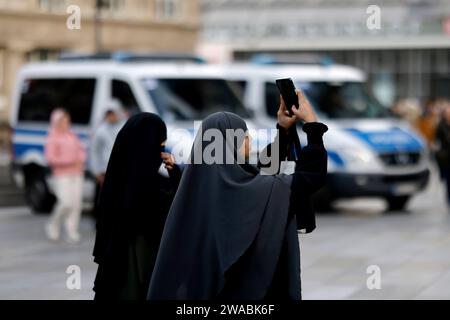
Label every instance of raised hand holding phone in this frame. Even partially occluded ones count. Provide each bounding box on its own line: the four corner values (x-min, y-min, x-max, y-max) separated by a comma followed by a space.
277, 94, 297, 130
291, 89, 317, 123
277, 87, 317, 131
276, 78, 299, 117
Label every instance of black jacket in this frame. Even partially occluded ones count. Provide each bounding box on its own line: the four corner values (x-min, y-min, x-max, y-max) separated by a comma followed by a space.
436, 120, 450, 168
259, 122, 328, 233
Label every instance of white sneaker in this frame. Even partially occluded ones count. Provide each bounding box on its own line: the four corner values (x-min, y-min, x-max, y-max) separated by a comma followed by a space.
45, 223, 60, 241
66, 233, 81, 244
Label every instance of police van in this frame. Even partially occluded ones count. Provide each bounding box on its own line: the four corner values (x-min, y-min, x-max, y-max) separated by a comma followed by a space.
222, 61, 430, 211
9, 54, 250, 213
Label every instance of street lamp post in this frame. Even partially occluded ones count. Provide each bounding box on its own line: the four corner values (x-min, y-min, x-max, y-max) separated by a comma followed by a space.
94, 0, 108, 53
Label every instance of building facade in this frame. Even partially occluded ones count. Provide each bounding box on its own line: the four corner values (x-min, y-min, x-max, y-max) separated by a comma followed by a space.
201, 0, 450, 108
0, 0, 199, 129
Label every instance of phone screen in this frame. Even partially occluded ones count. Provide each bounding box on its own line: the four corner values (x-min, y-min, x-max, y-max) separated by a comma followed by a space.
276, 78, 299, 116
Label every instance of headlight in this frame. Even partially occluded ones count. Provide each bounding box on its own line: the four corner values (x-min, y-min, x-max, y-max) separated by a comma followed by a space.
340, 148, 375, 164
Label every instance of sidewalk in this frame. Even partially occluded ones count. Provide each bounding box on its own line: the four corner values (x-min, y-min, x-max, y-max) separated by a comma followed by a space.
0, 148, 26, 208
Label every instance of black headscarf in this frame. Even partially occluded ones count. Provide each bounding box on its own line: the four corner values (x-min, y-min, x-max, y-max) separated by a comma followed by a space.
147, 112, 298, 300
93, 113, 167, 263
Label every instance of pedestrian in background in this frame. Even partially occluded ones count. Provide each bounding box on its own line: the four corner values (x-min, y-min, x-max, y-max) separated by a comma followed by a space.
90, 100, 125, 221
44, 109, 86, 244
416, 98, 440, 150
391, 98, 422, 126
436, 101, 450, 210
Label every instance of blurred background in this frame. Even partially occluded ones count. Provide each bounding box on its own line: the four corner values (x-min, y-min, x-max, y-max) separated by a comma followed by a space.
0, 0, 450, 300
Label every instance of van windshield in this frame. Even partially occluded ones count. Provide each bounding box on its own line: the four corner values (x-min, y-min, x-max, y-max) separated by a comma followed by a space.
142, 78, 250, 121
266, 81, 390, 119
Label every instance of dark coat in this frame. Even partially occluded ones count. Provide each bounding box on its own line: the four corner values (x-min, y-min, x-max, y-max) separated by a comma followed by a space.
436, 119, 450, 169
147, 112, 328, 300
92, 113, 181, 300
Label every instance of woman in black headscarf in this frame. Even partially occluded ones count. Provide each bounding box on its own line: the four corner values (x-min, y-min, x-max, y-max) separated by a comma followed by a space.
147, 89, 328, 300
92, 113, 182, 300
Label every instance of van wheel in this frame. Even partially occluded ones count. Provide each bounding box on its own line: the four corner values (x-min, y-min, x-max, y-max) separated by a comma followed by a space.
24, 172, 56, 214
385, 195, 410, 212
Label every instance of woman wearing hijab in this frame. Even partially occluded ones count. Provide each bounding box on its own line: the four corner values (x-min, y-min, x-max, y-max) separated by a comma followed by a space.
148, 89, 328, 300
44, 109, 86, 244
92, 113, 182, 300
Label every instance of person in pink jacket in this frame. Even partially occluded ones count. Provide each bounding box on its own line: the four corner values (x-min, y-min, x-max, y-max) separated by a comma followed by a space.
44, 109, 86, 244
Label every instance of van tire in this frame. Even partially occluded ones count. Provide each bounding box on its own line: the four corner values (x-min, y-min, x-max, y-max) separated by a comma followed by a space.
24, 170, 56, 214
385, 195, 410, 212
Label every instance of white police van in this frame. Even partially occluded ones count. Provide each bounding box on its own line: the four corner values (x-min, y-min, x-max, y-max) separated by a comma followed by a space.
222, 61, 430, 211
9, 54, 250, 213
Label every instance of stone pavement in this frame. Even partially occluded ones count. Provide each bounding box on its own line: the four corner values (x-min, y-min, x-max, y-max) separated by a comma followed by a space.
0, 169, 449, 300
301, 170, 450, 300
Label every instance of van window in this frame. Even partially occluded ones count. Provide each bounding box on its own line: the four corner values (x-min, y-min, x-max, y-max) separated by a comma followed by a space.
265, 81, 390, 119
112, 79, 141, 116
265, 82, 280, 118
142, 78, 249, 121
228, 80, 247, 101
18, 78, 96, 124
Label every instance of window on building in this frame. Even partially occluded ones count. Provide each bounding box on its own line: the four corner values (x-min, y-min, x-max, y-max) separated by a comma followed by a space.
155, 0, 180, 20
0, 48, 5, 112
38, 0, 66, 13
18, 78, 97, 124
27, 49, 60, 62
98, 0, 125, 15
112, 80, 141, 116
0, 49, 4, 90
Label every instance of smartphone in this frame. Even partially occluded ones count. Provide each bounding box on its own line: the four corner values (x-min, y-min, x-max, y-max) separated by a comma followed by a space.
276, 78, 299, 117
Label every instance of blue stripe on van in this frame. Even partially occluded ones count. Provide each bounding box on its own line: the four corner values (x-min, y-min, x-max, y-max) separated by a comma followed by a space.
14, 128, 48, 136
13, 128, 89, 139
345, 128, 424, 153
327, 151, 345, 167
14, 144, 45, 158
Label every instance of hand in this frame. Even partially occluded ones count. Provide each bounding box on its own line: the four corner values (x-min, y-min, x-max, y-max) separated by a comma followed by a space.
277, 94, 297, 130
161, 152, 175, 171
291, 89, 317, 123
96, 174, 105, 186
